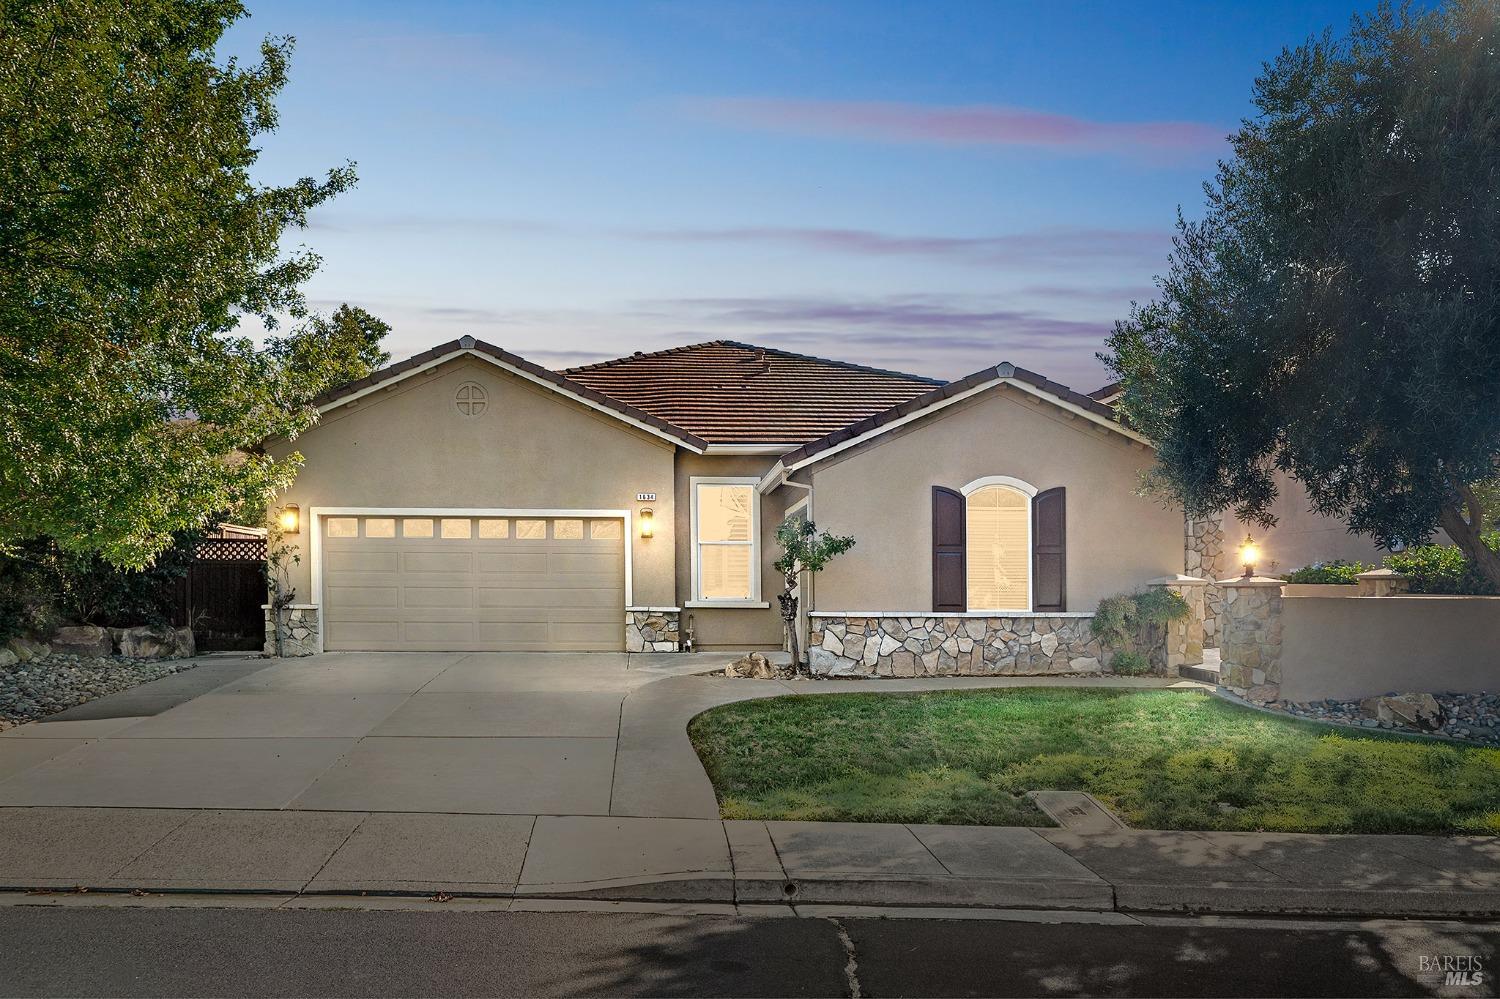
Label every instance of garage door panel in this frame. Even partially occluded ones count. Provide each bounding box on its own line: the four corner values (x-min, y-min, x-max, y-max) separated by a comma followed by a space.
403, 622, 476, 644
403, 586, 475, 608
323, 515, 626, 651
475, 587, 620, 609
325, 585, 399, 609
474, 552, 550, 575
325, 550, 400, 574
402, 551, 474, 573
325, 621, 401, 645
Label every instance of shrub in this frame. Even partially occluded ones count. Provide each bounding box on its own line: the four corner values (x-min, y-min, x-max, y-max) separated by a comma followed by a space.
0, 528, 208, 641
1384, 533, 1499, 595
1091, 589, 1190, 674
1283, 560, 1369, 585
1110, 650, 1151, 675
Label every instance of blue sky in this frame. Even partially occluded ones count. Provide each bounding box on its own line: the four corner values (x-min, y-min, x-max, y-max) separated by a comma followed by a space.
226, 0, 1364, 388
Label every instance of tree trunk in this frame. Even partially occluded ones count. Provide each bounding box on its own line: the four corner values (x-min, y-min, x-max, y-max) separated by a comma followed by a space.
778, 590, 800, 678
1438, 491, 1500, 592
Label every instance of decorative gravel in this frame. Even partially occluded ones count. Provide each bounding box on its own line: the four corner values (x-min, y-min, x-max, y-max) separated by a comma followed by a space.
1272, 691, 1500, 746
0, 653, 203, 730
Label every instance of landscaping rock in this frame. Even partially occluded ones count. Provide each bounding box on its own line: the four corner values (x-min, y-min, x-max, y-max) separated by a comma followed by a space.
7, 637, 50, 662
1360, 693, 1445, 732
1271, 690, 1497, 745
725, 652, 788, 680
117, 625, 195, 660
49, 625, 113, 658
1, 651, 202, 727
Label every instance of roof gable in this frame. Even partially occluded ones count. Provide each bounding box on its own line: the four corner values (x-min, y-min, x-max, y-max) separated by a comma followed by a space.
763, 362, 1149, 487
311, 337, 708, 452
563, 341, 940, 445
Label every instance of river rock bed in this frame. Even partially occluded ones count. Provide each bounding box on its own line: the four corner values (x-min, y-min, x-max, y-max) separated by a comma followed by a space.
1272, 690, 1500, 746
0, 653, 203, 730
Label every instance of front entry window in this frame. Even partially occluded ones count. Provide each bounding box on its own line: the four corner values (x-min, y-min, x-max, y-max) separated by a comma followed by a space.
692, 479, 759, 602
965, 484, 1030, 611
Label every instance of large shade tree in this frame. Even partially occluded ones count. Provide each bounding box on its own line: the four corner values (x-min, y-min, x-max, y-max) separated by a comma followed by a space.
1104, 0, 1500, 589
0, 0, 356, 568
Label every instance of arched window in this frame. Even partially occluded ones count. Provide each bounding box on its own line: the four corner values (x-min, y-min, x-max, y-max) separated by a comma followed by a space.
962, 478, 1034, 612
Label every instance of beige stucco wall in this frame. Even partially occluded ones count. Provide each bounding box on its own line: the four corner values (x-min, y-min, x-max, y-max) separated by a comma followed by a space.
265, 356, 676, 611
1225, 472, 1388, 574
672, 453, 787, 650
1280, 593, 1500, 701
804, 385, 1184, 613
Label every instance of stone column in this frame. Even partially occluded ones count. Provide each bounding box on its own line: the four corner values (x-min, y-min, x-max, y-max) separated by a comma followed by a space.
1148, 575, 1208, 669
1185, 515, 1227, 646
1356, 568, 1411, 597
1217, 577, 1284, 702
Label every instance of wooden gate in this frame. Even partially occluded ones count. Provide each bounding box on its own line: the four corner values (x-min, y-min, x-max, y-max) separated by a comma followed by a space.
172, 538, 267, 651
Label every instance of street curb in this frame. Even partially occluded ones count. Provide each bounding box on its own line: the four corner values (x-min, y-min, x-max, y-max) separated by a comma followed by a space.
8, 876, 1498, 920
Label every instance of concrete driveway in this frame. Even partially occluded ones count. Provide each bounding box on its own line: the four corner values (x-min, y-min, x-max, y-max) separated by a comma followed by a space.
0, 652, 719, 816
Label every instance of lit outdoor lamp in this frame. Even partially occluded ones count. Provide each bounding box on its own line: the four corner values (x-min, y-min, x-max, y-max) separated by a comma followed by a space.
1239, 533, 1260, 578
638, 507, 654, 539
277, 504, 300, 535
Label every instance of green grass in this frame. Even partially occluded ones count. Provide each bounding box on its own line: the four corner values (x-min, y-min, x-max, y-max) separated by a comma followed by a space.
686, 688, 1500, 834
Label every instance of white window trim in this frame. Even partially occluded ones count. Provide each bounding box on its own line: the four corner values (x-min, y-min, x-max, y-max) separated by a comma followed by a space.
308, 506, 633, 654
689, 476, 762, 607
960, 474, 1038, 498
961, 479, 1034, 614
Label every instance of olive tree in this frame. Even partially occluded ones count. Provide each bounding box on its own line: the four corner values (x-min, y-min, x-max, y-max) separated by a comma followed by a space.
774, 518, 855, 675
1103, 0, 1500, 589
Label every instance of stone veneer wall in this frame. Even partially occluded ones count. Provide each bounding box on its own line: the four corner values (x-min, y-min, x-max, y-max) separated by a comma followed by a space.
1149, 575, 1207, 670
1217, 578, 1283, 702
262, 604, 319, 657
1185, 516, 1227, 646
807, 614, 1107, 677
626, 609, 680, 652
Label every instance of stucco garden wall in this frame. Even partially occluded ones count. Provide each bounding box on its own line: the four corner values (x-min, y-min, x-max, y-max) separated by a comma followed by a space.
804, 385, 1184, 614
1219, 577, 1500, 703
265, 356, 678, 616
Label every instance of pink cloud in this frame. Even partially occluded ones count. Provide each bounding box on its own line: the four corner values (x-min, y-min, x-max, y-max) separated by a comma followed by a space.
685, 97, 1225, 157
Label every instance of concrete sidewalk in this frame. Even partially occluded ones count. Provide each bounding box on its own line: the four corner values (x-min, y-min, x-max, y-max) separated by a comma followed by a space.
2, 807, 1496, 919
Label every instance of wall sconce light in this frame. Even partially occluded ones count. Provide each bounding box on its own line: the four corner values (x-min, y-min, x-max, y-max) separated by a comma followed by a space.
277, 504, 301, 535
1239, 533, 1259, 578
638, 507, 654, 539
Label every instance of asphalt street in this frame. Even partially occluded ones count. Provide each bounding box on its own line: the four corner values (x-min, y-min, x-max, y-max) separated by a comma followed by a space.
1, 904, 1496, 997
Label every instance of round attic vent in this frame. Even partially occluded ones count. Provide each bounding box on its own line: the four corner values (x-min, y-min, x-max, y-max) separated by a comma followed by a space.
455, 381, 488, 417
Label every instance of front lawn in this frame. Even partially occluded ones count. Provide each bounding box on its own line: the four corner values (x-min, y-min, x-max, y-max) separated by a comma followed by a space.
687, 688, 1500, 834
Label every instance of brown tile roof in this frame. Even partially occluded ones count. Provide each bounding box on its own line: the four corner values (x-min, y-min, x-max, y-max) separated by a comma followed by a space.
310, 337, 709, 450
775, 362, 1137, 469
563, 341, 942, 444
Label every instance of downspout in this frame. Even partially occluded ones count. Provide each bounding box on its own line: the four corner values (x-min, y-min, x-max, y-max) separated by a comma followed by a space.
780, 478, 815, 661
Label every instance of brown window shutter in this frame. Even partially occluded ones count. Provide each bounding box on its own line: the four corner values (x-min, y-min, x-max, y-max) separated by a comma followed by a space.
932, 486, 966, 613
1033, 487, 1066, 612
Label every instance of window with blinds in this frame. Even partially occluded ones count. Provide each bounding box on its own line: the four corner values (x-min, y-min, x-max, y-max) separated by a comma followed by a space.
965, 484, 1030, 611
693, 480, 758, 601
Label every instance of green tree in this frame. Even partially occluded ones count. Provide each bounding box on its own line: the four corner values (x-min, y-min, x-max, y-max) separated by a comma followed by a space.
774, 518, 855, 675
1103, 0, 1500, 590
267, 303, 392, 404
0, 0, 355, 568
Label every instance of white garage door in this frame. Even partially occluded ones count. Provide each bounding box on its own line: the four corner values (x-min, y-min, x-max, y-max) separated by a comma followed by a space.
321, 514, 625, 651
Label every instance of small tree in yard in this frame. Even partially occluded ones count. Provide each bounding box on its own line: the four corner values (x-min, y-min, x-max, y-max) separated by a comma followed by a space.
774, 519, 854, 675
1103, 1, 1500, 591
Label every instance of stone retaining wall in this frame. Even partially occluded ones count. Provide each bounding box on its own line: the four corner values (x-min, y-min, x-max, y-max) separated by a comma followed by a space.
626, 609, 680, 653
263, 604, 319, 657
807, 614, 1108, 677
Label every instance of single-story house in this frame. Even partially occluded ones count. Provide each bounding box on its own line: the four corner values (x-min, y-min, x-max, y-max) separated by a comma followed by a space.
262, 337, 1378, 671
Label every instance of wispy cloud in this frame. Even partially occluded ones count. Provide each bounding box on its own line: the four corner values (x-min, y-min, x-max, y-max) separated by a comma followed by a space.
683, 97, 1226, 159
629, 225, 1170, 268
307, 211, 1171, 270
